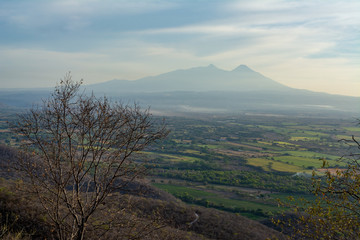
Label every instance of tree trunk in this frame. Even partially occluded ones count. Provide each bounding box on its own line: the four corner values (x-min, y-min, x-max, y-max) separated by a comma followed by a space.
75, 222, 86, 240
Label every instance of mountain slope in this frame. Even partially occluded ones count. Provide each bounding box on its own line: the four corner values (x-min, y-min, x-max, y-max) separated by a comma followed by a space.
83, 64, 359, 116
0, 64, 359, 116
87, 64, 291, 93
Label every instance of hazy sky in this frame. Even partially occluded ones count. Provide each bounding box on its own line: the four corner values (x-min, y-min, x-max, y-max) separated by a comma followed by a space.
0, 0, 359, 96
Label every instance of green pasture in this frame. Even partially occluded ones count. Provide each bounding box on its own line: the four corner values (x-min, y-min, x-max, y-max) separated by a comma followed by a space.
273, 155, 322, 168
272, 141, 302, 150
287, 126, 313, 130
256, 140, 303, 150
311, 124, 336, 129
153, 183, 284, 219
188, 124, 212, 128
272, 155, 343, 168
281, 122, 298, 126
344, 127, 360, 132
154, 153, 202, 162
273, 141, 299, 146
153, 183, 216, 198
247, 153, 342, 172
208, 196, 282, 213
183, 149, 203, 155
197, 144, 223, 149
288, 130, 328, 139
290, 136, 320, 141
246, 158, 304, 172
302, 130, 328, 137
286, 124, 330, 132
257, 125, 290, 134
244, 142, 283, 151
282, 151, 339, 160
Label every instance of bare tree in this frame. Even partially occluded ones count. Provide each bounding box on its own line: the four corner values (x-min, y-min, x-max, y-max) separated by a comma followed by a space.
11, 74, 168, 240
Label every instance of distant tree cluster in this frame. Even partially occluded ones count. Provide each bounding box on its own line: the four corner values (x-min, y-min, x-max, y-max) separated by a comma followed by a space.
155, 169, 310, 193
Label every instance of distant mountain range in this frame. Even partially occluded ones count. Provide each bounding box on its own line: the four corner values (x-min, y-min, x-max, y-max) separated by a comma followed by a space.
1, 64, 359, 117
87, 64, 291, 93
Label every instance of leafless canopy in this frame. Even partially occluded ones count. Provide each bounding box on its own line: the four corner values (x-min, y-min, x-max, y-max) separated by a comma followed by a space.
11, 74, 168, 240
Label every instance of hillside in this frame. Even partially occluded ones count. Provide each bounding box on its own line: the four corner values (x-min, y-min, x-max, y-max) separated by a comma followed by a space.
0, 144, 285, 240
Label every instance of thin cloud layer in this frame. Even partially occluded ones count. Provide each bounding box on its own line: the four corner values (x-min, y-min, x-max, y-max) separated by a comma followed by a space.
0, 0, 359, 96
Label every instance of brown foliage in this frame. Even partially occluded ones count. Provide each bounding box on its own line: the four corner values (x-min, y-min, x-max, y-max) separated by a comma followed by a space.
0, 179, 55, 239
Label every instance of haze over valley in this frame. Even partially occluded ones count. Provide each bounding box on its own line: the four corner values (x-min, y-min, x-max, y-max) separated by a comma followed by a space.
1, 64, 359, 117
1, 1, 360, 239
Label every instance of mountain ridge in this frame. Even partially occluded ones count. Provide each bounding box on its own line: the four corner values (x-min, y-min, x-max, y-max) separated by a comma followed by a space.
0, 64, 359, 117
87, 64, 291, 93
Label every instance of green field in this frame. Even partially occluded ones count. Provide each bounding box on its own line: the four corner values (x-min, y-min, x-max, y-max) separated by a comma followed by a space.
344, 127, 360, 132
152, 153, 202, 162
246, 158, 304, 172
273, 155, 324, 168
153, 183, 285, 219
153, 183, 216, 198
140, 115, 359, 220
3, 109, 358, 222
282, 151, 339, 160
290, 136, 321, 141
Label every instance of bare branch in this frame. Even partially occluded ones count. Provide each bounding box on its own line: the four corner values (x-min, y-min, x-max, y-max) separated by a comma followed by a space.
11, 74, 168, 240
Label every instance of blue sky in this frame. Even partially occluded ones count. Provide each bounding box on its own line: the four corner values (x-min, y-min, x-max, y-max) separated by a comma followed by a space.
0, 0, 359, 96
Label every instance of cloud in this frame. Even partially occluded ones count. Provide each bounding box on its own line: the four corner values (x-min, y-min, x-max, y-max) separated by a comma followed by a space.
0, 0, 359, 96
0, 44, 202, 88
0, 0, 178, 41
128, 0, 359, 68
133, 21, 334, 59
